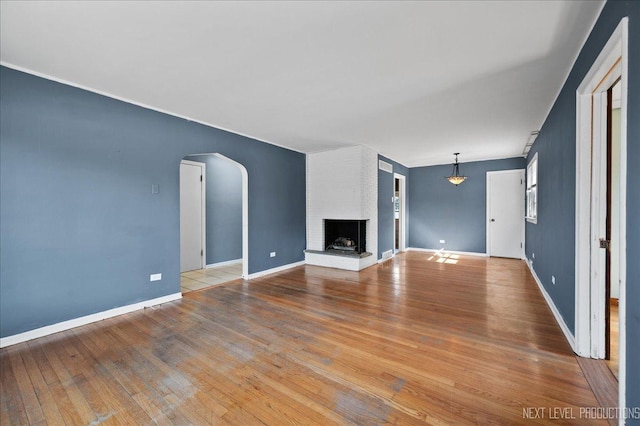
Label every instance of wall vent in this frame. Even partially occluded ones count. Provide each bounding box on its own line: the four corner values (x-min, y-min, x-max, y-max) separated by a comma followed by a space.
378, 160, 393, 173
382, 249, 393, 260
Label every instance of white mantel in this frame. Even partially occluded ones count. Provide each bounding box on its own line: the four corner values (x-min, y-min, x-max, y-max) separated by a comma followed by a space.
305, 145, 378, 271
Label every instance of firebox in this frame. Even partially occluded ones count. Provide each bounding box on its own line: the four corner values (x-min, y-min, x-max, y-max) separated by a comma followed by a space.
324, 219, 367, 254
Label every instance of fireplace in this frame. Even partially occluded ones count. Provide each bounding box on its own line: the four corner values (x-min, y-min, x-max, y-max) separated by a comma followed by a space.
324, 219, 367, 255
305, 146, 377, 270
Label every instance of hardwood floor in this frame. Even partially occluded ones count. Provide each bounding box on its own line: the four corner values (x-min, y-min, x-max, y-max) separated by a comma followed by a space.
1, 252, 608, 424
606, 300, 619, 379
575, 357, 618, 426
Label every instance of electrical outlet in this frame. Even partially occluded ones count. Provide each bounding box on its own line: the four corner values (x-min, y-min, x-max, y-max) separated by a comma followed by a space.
552, 275, 556, 285
270, 252, 276, 258
439, 240, 445, 244
532, 252, 535, 259
150, 273, 162, 282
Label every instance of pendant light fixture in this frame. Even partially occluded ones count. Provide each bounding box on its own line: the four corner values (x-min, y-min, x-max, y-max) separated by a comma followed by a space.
445, 153, 467, 186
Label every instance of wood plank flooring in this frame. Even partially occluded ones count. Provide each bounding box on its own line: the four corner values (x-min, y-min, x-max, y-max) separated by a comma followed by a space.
575, 357, 618, 426
1, 252, 608, 424
606, 300, 619, 380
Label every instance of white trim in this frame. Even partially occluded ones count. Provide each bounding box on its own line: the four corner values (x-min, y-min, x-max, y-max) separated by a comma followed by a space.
0, 293, 182, 348
246, 261, 305, 280
182, 154, 248, 278
206, 258, 243, 269
525, 153, 538, 223
0, 62, 305, 155
525, 260, 576, 352
486, 171, 492, 257
212, 154, 250, 280
407, 247, 488, 257
181, 160, 206, 270
181, 160, 206, 167
378, 250, 394, 263
574, 18, 627, 419
483, 168, 525, 175
617, 21, 628, 425
405, 153, 528, 169
394, 173, 407, 253
591, 88, 608, 359
575, 20, 624, 357
486, 169, 526, 259
617, 23, 628, 422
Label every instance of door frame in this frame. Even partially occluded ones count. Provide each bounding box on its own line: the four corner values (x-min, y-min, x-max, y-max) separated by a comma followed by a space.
575, 17, 627, 415
393, 173, 407, 252
212, 154, 249, 279
485, 169, 525, 259
180, 159, 206, 271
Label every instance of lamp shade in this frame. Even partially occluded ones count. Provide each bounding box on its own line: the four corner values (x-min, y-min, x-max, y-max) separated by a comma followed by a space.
445, 153, 467, 186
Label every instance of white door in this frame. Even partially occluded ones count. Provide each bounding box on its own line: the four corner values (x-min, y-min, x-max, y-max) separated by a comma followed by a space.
487, 170, 524, 258
394, 174, 406, 252
180, 161, 205, 272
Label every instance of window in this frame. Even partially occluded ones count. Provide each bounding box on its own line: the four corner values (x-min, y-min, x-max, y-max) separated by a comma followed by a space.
526, 153, 538, 223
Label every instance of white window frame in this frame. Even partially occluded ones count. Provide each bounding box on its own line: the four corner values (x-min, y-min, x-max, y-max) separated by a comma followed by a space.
526, 153, 538, 223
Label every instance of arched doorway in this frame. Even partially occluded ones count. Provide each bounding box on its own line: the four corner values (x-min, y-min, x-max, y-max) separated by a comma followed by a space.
179, 153, 249, 293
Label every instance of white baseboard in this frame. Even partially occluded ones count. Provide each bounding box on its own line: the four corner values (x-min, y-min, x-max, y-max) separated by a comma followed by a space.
525, 260, 577, 352
206, 258, 242, 268
407, 247, 488, 257
378, 250, 394, 263
246, 261, 305, 280
0, 292, 182, 348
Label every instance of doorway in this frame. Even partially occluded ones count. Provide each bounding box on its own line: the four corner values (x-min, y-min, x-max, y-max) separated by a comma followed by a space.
575, 17, 627, 411
393, 174, 406, 253
179, 154, 249, 293
605, 79, 622, 379
486, 169, 525, 259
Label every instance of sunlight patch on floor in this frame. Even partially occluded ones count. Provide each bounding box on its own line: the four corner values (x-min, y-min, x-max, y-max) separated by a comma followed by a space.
427, 249, 459, 264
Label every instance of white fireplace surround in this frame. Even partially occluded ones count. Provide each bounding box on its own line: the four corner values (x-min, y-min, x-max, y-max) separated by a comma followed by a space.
305, 146, 378, 271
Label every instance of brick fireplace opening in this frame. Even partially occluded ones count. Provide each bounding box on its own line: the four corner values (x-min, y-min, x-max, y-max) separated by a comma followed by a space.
324, 219, 367, 255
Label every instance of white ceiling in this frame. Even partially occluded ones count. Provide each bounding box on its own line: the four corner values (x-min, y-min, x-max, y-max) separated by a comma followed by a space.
0, 1, 604, 167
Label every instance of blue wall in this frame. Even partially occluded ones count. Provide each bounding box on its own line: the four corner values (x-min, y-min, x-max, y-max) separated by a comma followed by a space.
0, 66, 306, 338
525, 1, 639, 418
409, 157, 525, 253
377, 155, 409, 259
184, 155, 242, 265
